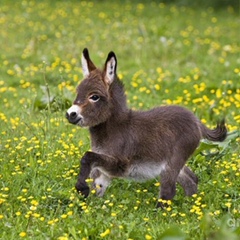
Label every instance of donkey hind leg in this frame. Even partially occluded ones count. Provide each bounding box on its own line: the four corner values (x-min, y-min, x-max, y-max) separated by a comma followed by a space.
177, 166, 198, 196
157, 166, 180, 208
90, 168, 111, 197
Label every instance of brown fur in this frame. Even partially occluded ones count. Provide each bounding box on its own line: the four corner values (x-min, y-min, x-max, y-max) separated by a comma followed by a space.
66, 48, 227, 208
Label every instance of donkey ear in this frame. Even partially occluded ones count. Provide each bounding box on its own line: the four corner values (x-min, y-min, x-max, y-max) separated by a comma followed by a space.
81, 48, 97, 77
104, 51, 117, 85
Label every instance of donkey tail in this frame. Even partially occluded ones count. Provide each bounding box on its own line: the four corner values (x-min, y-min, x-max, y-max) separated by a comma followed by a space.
200, 119, 227, 142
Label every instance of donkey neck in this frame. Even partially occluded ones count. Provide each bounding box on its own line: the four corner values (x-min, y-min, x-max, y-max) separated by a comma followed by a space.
109, 78, 129, 117
89, 109, 131, 154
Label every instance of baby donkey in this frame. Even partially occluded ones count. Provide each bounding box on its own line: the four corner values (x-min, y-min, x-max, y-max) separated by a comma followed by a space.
66, 48, 227, 208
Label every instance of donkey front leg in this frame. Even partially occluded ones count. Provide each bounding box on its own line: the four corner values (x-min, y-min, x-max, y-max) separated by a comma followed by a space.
75, 152, 92, 198
75, 151, 128, 197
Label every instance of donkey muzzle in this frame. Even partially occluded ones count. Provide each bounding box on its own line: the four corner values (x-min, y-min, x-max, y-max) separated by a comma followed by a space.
66, 105, 83, 125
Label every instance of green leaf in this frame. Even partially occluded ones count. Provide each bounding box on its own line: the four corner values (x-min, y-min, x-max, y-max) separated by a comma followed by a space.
195, 130, 239, 156
159, 226, 186, 240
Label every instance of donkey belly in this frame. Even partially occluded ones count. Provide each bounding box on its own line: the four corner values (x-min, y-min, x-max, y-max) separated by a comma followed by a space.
126, 162, 166, 181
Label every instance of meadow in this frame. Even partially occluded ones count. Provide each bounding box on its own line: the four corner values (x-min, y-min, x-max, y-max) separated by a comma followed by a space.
0, 0, 239, 239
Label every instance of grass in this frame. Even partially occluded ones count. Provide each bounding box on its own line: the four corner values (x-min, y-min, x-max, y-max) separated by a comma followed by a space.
0, 0, 240, 239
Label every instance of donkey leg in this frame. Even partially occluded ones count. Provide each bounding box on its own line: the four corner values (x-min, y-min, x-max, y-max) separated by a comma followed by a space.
90, 168, 111, 197
177, 166, 198, 196
75, 151, 127, 197
183, 165, 198, 184
75, 152, 92, 197
157, 167, 180, 208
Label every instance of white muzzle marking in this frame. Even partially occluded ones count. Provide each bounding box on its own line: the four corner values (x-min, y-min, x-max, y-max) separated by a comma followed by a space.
67, 105, 83, 125
67, 104, 81, 116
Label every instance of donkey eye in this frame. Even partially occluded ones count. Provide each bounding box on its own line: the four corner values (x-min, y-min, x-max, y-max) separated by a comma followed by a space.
89, 95, 100, 102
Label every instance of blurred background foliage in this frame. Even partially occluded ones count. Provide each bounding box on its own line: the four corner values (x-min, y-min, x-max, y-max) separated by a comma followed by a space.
158, 0, 239, 8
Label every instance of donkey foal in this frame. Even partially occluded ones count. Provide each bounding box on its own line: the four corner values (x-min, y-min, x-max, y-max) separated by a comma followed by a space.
66, 48, 227, 208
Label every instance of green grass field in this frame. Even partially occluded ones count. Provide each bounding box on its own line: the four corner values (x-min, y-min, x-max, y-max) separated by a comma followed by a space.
0, 1, 239, 239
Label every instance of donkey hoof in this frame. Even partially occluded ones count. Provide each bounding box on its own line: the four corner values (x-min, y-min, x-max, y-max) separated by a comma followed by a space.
156, 202, 165, 209
156, 199, 170, 209
75, 184, 90, 198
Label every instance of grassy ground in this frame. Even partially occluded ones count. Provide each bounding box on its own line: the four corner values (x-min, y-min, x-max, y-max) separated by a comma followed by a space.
0, 1, 239, 239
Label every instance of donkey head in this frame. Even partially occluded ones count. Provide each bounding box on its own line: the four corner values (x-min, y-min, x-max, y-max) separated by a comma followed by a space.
66, 48, 118, 127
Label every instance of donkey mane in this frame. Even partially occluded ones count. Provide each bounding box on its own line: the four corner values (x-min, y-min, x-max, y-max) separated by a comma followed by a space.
108, 76, 128, 116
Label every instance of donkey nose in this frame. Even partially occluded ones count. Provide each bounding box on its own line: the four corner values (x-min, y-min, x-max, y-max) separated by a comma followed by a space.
66, 111, 77, 120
